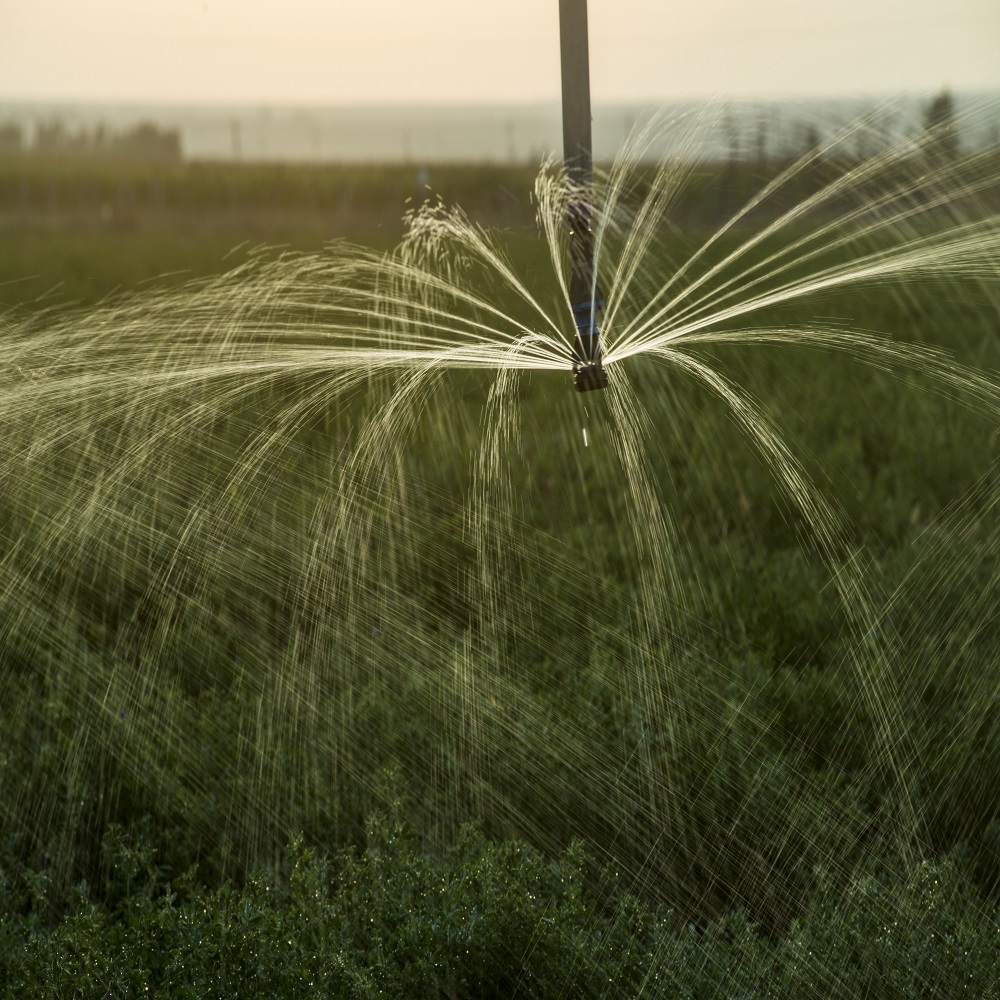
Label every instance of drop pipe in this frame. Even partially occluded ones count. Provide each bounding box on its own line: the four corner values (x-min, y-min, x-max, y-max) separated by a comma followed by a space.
560, 0, 608, 391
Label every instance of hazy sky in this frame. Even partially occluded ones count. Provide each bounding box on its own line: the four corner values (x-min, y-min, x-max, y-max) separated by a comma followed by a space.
2, 0, 998, 105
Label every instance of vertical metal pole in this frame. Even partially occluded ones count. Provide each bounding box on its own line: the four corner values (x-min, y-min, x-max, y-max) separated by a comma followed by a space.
560, 0, 593, 186
560, 0, 607, 391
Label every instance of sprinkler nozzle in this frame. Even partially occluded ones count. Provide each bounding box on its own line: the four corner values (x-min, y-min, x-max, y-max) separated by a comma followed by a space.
574, 362, 608, 392
571, 298, 608, 392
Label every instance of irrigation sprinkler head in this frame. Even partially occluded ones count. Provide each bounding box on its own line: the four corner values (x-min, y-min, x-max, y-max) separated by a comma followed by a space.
571, 298, 608, 392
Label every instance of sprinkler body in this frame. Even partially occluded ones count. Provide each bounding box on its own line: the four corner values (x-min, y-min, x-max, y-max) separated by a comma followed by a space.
568, 200, 608, 391
560, 0, 608, 392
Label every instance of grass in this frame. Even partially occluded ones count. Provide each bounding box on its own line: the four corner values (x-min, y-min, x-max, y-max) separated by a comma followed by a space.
2, 149, 1000, 995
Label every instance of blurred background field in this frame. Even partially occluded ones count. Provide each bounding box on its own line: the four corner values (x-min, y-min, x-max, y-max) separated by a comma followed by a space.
0, 157, 542, 307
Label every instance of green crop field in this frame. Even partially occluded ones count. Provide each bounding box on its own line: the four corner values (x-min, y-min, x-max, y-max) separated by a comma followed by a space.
2, 147, 1000, 997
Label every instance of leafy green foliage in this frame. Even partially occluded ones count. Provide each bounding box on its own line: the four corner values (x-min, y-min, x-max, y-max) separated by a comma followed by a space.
3, 817, 1000, 998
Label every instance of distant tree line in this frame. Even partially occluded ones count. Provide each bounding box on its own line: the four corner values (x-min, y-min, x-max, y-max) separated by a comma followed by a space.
0, 119, 181, 161
922, 88, 960, 161
725, 87, 992, 166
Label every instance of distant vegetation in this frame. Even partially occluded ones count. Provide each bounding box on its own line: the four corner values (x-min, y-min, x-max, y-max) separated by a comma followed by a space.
0, 119, 180, 161
922, 88, 961, 161
0, 86, 993, 168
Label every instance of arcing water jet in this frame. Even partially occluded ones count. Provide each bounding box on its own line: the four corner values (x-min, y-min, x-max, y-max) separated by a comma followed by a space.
560, 0, 608, 391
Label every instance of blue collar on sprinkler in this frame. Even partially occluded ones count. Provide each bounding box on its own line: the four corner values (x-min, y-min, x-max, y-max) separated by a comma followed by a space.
572, 299, 609, 392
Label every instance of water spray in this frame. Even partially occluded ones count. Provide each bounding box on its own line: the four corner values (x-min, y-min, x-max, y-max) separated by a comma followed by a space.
560, 0, 608, 392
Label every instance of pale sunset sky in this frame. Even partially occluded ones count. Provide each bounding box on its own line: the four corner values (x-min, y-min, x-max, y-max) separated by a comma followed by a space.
1, 0, 997, 105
